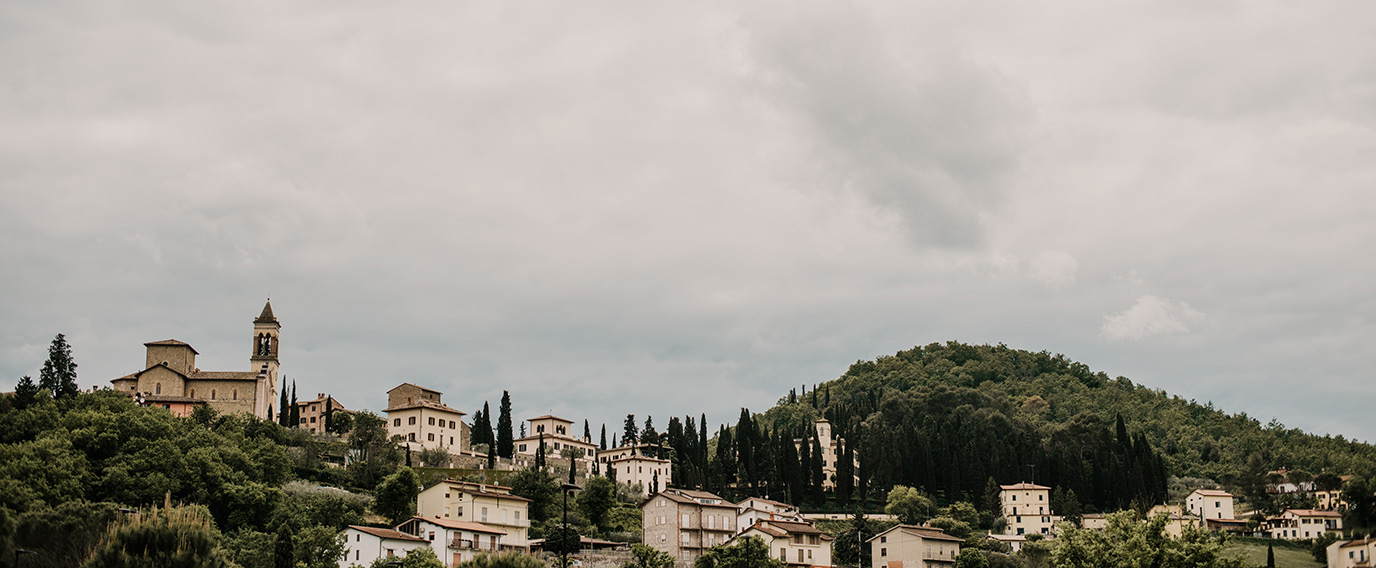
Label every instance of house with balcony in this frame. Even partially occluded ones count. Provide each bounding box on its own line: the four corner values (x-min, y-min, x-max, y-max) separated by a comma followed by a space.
416, 480, 532, 550
1328, 537, 1376, 568
867, 525, 963, 568
1000, 482, 1057, 536
641, 488, 738, 564
1266, 509, 1343, 540
735, 519, 833, 568
396, 516, 509, 566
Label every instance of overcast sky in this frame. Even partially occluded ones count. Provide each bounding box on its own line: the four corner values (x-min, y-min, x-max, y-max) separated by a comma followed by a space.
3, 1, 1373, 445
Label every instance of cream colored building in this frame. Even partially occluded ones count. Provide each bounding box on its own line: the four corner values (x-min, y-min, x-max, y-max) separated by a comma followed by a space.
1329, 537, 1376, 568
396, 516, 510, 566
599, 443, 672, 494
1081, 507, 1198, 539
737, 497, 804, 529
385, 383, 469, 454
111, 301, 280, 420
1316, 488, 1349, 511
514, 415, 599, 474
1267, 509, 1342, 540
297, 393, 346, 434
735, 519, 833, 568
868, 524, 963, 568
794, 419, 857, 490
641, 488, 738, 564
1000, 483, 1056, 536
1186, 489, 1235, 521
416, 480, 531, 550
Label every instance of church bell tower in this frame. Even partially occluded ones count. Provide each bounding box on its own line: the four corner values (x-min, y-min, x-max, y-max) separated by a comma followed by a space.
251, 300, 280, 419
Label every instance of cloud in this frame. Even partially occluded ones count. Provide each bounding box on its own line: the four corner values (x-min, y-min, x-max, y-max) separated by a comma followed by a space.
1101, 295, 1205, 341
1029, 250, 1078, 288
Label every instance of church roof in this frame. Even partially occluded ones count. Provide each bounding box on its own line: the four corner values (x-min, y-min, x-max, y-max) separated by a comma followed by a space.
189, 371, 260, 381
255, 300, 277, 323
143, 339, 199, 354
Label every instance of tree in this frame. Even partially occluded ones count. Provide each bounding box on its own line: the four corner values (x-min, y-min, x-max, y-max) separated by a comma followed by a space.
600, 424, 608, 450
374, 467, 421, 523
955, 548, 990, 568
1266, 542, 1274, 568
508, 467, 558, 523
1051, 511, 1247, 568
293, 525, 347, 568
278, 389, 290, 427
693, 536, 784, 568
13, 375, 38, 409
584, 419, 592, 443
82, 499, 230, 568
324, 397, 334, 433
497, 391, 514, 458
885, 485, 934, 525
832, 508, 875, 567
39, 334, 79, 400
623, 415, 639, 449
456, 552, 545, 568
578, 476, 616, 530
544, 524, 581, 558
288, 381, 299, 429
397, 545, 445, 568
624, 543, 674, 568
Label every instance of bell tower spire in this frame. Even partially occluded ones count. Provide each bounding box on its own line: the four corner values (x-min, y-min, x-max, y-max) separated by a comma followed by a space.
251, 299, 281, 419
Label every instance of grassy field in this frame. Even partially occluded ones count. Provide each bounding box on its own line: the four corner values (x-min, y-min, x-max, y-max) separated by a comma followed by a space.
1225, 538, 1322, 568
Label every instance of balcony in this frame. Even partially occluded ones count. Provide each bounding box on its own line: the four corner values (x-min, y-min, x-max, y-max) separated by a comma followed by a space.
450, 539, 502, 551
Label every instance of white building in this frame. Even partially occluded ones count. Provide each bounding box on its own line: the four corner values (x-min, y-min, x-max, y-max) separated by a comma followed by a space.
735, 519, 833, 568
1185, 489, 1235, 521
736, 497, 804, 529
1266, 509, 1342, 540
1000, 482, 1056, 536
416, 480, 532, 549
598, 444, 671, 494
384, 383, 469, 455
1329, 537, 1376, 568
340, 525, 429, 568
395, 516, 510, 566
868, 524, 963, 568
514, 415, 599, 474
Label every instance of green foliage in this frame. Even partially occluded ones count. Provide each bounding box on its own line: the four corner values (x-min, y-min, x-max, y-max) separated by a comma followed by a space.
39, 334, 80, 400
928, 516, 973, 540
81, 499, 230, 568
497, 391, 514, 459
1313, 532, 1339, 563
374, 467, 421, 523
624, 543, 674, 568
397, 546, 445, 568
293, 525, 347, 568
827, 508, 881, 567
1051, 511, 1247, 568
456, 552, 546, 568
348, 411, 402, 490
508, 467, 558, 523
274, 524, 294, 568
955, 548, 990, 568
693, 536, 785, 568
12, 501, 121, 568
604, 504, 642, 535
885, 485, 934, 525
544, 524, 581, 556
221, 529, 274, 568
0, 436, 89, 511
578, 476, 617, 530
13, 376, 39, 409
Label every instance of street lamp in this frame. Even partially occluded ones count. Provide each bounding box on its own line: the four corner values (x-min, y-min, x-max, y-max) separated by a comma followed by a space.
560, 482, 581, 568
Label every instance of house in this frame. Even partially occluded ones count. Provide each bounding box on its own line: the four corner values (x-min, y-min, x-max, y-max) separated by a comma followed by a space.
296, 393, 346, 434
384, 383, 470, 454
416, 480, 532, 550
986, 533, 1025, 553
1266, 509, 1342, 540
736, 497, 804, 529
514, 415, 599, 474
1000, 483, 1056, 536
791, 419, 857, 490
734, 519, 833, 568
1185, 489, 1235, 522
110, 301, 281, 420
868, 525, 963, 568
395, 516, 509, 566
340, 525, 430, 568
641, 488, 738, 564
599, 444, 672, 494
1328, 537, 1376, 568
1080, 507, 1198, 539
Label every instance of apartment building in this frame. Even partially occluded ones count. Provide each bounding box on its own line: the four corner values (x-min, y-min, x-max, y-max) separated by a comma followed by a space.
384, 383, 470, 454
737, 497, 804, 529
1266, 509, 1342, 540
395, 516, 510, 566
416, 480, 532, 550
514, 415, 599, 474
296, 393, 346, 434
737, 519, 833, 568
641, 488, 738, 564
868, 525, 963, 568
1000, 482, 1056, 536
599, 443, 672, 494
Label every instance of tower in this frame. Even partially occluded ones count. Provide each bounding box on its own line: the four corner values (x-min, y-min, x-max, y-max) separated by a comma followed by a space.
251, 300, 280, 419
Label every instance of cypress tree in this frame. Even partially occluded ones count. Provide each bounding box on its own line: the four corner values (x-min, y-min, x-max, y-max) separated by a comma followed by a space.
600, 424, 607, 450
324, 397, 333, 432
288, 381, 299, 428
274, 523, 294, 568
699, 413, 708, 488
535, 433, 546, 469
584, 419, 592, 443
736, 409, 754, 491
39, 333, 79, 399
497, 391, 514, 458
278, 388, 289, 427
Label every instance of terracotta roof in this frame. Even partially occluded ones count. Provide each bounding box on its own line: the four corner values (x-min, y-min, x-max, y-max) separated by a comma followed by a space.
412, 517, 507, 534
1000, 483, 1051, 491
1191, 489, 1233, 497
144, 340, 199, 354
1286, 509, 1343, 517
652, 489, 735, 508
755, 520, 827, 537
347, 525, 428, 543
388, 382, 442, 395
255, 300, 277, 323
867, 524, 962, 543
385, 399, 466, 415
1340, 538, 1376, 549
436, 482, 531, 502
737, 497, 797, 510
189, 371, 260, 381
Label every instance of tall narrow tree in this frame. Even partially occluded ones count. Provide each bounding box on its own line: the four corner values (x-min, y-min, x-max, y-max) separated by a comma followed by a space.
584, 419, 592, 443
600, 424, 607, 450
288, 381, 299, 428
497, 391, 514, 458
736, 409, 755, 491
39, 333, 79, 399
324, 397, 334, 432
278, 389, 290, 426
14, 375, 38, 409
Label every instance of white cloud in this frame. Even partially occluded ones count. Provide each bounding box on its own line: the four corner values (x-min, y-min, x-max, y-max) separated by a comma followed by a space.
1029, 250, 1078, 288
1101, 295, 1205, 341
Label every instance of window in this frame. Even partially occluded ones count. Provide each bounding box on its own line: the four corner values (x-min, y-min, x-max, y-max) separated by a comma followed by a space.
449, 421, 456, 429
1039, 494, 1044, 501
300, 417, 306, 424
482, 507, 488, 522
395, 419, 402, 427
155, 383, 162, 394
189, 389, 195, 398
682, 514, 689, 526
881, 536, 886, 543
428, 433, 435, 441
428, 532, 435, 541
310, 417, 316, 423
519, 444, 527, 452
211, 389, 216, 399
232, 390, 237, 400
386, 549, 394, 557
881, 548, 887, 557
429, 417, 436, 426
409, 417, 417, 425
408, 433, 416, 441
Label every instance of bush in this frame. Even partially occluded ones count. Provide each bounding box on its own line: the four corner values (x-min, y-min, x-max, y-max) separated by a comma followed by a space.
82, 498, 230, 568
456, 552, 546, 568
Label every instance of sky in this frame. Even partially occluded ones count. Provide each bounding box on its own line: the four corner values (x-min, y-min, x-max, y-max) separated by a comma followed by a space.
2, 1, 1374, 444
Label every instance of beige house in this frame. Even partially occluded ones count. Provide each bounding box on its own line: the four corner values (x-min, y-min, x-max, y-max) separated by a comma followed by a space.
296, 393, 346, 434
599, 444, 672, 494
737, 497, 804, 529
111, 301, 280, 419
868, 524, 963, 568
1328, 537, 1376, 568
1267, 509, 1342, 540
735, 519, 833, 568
1185, 489, 1235, 522
1000, 483, 1056, 536
1080, 507, 1199, 539
641, 488, 739, 564
385, 383, 469, 454
514, 415, 599, 474
395, 516, 509, 566
416, 480, 531, 550
1316, 488, 1350, 511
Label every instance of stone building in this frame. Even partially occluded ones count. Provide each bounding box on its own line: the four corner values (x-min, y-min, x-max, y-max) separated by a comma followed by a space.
385, 383, 469, 454
641, 488, 738, 564
110, 301, 281, 419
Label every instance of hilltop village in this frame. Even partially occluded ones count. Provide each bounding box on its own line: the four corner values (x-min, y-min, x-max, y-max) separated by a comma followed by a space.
4, 303, 1375, 568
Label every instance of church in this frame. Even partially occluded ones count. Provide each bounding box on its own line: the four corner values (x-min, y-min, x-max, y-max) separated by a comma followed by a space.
110, 301, 281, 419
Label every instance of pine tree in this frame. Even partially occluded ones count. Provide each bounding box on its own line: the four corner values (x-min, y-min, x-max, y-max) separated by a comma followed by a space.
14, 375, 38, 409
497, 391, 514, 458
623, 414, 639, 450
39, 333, 79, 399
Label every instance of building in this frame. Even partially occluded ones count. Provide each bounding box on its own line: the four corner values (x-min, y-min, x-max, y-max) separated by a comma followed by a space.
868, 524, 963, 568
514, 415, 598, 474
1000, 483, 1056, 536
793, 419, 857, 490
385, 383, 470, 454
1328, 537, 1376, 568
416, 480, 531, 550
599, 444, 672, 494
641, 488, 738, 564
1185, 489, 1235, 521
395, 516, 509, 566
734, 519, 833, 568
111, 301, 280, 420
1080, 507, 1199, 539
1266, 509, 1342, 540
340, 525, 430, 568
296, 393, 346, 434
736, 497, 804, 529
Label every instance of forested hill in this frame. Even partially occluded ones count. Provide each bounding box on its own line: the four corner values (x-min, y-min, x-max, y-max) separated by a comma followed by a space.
761, 341, 1376, 509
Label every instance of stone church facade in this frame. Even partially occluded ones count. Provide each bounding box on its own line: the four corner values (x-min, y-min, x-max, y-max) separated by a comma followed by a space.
111, 301, 281, 419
